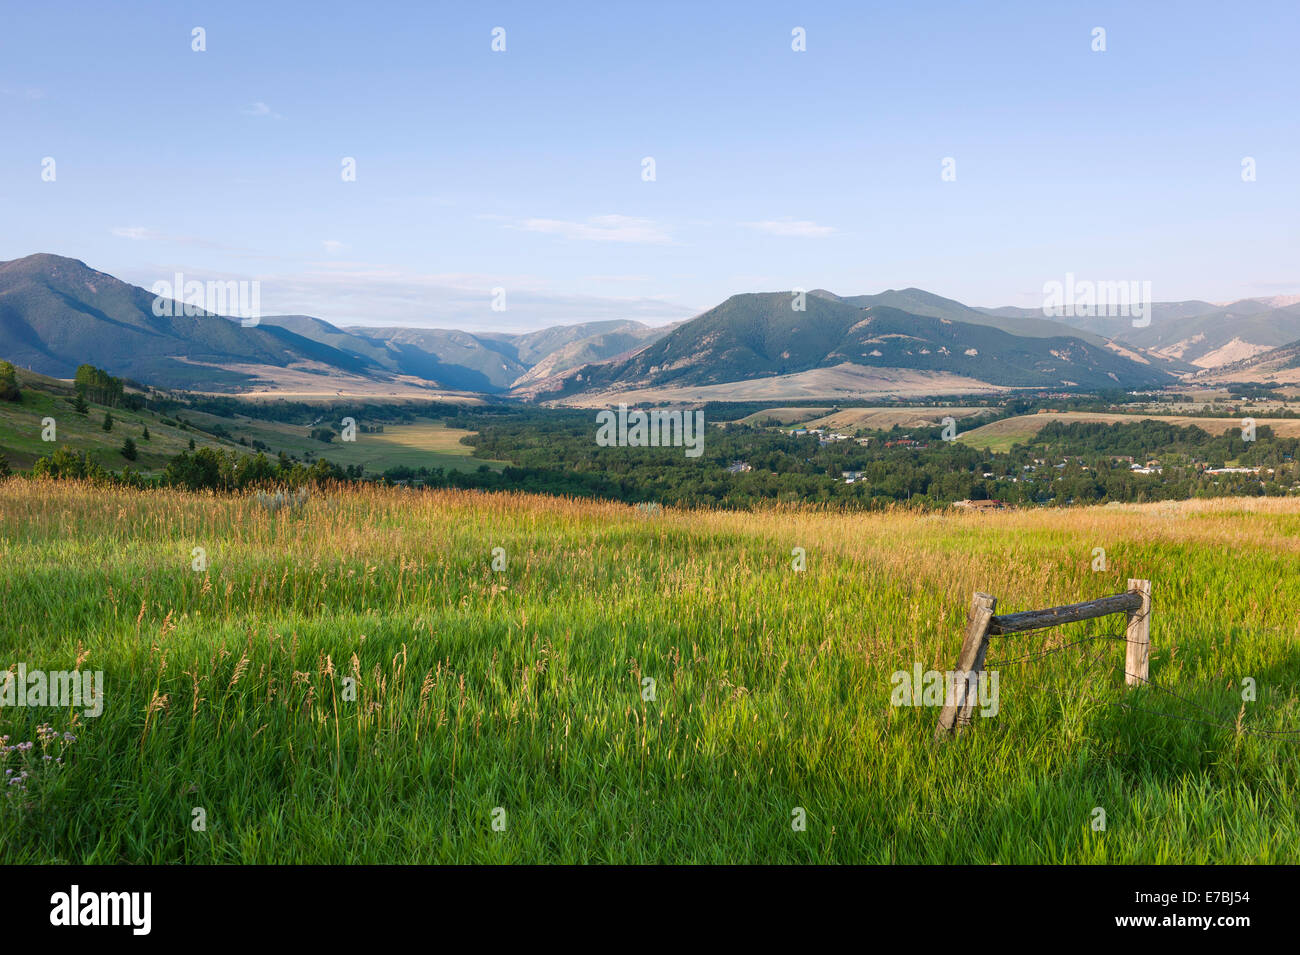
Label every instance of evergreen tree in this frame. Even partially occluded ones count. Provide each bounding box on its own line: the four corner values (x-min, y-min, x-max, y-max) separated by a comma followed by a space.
73, 392, 89, 415
121, 437, 137, 461
102, 411, 113, 432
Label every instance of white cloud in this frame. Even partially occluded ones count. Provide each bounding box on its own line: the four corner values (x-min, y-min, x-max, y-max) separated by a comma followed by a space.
242, 102, 282, 119
111, 227, 252, 252
112, 227, 159, 241
116, 259, 696, 331
517, 214, 672, 245
743, 219, 836, 238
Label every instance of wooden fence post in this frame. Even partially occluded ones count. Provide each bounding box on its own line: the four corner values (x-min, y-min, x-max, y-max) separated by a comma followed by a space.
934, 592, 997, 740
1125, 578, 1151, 686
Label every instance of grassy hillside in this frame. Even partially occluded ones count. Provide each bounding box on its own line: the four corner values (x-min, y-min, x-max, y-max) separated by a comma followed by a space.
0, 367, 502, 475
0, 369, 234, 471
2, 483, 1297, 863
180, 409, 505, 474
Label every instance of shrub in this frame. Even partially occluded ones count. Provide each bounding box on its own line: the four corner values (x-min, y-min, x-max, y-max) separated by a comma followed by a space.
0, 361, 20, 402
31, 447, 108, 481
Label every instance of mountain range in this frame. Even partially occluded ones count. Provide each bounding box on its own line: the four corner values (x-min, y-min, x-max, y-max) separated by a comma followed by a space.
1186, 336, 1300, 387
2, 253, 1296, 401
981, 297, 1300, 368
538, 291, 1172, 400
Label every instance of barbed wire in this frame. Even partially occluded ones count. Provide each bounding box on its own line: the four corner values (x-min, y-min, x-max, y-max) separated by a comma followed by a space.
983, 631, 1123, 668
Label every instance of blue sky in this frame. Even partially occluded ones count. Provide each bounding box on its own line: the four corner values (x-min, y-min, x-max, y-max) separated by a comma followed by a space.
2, 0, 1297, 330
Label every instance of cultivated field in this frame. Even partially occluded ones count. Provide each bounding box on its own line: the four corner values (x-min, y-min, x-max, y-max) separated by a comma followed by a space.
2, 482, 1298, 863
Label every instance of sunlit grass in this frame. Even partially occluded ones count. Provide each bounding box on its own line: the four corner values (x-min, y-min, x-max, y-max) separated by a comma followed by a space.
2, 480, 1298, 862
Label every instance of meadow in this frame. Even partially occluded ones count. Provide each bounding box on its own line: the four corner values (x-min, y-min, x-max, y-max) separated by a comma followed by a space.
2, 480, 1298, 863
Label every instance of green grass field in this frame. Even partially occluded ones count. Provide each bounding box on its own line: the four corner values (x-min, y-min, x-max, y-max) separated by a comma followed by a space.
2, 481, 1298, 862
179, 410, 506, 474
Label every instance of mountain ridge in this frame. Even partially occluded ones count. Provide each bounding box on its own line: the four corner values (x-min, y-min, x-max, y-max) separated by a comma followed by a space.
530, 291, 1175, 399
5, 253, 1274, 401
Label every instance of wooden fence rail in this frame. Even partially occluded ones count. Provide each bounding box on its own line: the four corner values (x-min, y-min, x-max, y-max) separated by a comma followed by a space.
934, 579, 1151, 740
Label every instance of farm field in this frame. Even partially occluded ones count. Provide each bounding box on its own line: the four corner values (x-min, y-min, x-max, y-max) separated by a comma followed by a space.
958, 411, 1300, 453
2, 481, 1298, 863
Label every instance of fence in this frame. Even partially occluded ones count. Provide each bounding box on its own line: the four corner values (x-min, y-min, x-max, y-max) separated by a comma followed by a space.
934, 579, 1151, 740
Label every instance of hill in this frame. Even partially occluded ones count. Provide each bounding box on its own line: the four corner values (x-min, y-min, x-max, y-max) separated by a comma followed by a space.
539, 292, 1175, 400
4, 255, 1230, 402
1186, 337, 1300, 386
984, 296, 1300, 369
0, 253, 676, 396
0, 364, 501, 475
1119, 303, 1300, 367
0, 255, 381, 391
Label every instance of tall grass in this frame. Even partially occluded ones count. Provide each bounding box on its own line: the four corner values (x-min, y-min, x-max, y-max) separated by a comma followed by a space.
2, 479, 1298, 862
